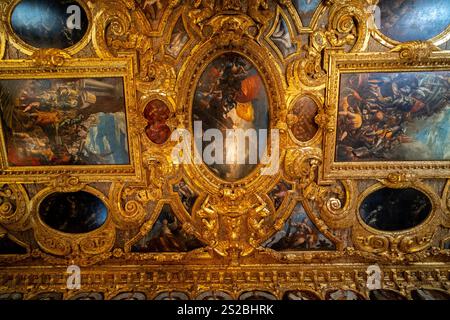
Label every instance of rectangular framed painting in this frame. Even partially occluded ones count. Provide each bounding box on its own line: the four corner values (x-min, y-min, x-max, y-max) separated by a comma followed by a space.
0, 58, 142, 182
323, 51, 450, 179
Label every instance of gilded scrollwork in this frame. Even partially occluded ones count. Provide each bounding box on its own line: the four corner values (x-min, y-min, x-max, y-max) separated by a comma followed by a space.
31, 183, 115, 257
352, 180, 442, 259
284, 147, 354, 229
354, 233, 433, 261
442, 180, 450, 228
0, 18, 6, 60
0, 0, 449, 297
30, 49, 72, 68
92, 0, 133, 59
287, 0, 369, 89
109, 182, 154, 230
186, 0, 274, 41
390, 41, 440, 61
0, 183, 29, 231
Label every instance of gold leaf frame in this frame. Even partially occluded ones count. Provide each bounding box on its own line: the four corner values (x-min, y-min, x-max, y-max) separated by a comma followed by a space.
323, 51, 450, 180
352, 180, 442, 255
30, 183, 115, 256
0, 57, 144, 183
4, 0, 93, 56
177, 40, 286, 193
0, 0, 448, 299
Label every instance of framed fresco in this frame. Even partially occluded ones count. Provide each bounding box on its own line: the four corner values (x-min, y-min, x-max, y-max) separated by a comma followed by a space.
372, 0, 450, 47
0, 57, 142, 182
6, 0, 92, 55
323, 51, 450, 179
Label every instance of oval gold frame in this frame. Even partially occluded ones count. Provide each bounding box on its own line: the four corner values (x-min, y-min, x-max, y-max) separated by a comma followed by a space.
371, 5, 450, 48
287, 93, 323, 147
30, 185, 115, 256
356, 182, 440, 236
140, 95, 176, 148
177, 40, 286, 195
6, 0, 93, 56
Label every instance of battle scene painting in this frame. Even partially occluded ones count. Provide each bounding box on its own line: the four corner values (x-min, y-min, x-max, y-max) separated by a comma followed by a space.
131, 205, 204, 253
378, 0, 450, 42
263, 203, 335, 251
336, 71, 450, 162
0, 78, 129, 166
11, 0, 89, 49
193, 53, 269, 181
359, 188, 431, 232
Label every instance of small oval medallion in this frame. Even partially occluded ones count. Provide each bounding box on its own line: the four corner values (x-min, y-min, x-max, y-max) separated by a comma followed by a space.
11, 0, 89, 49
39, 191, 107, 234
144, 99, 172, 144
288, 96, 319, 142
360, 188, 431, 232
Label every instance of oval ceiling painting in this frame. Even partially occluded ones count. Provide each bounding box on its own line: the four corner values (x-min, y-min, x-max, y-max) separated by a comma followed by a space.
39, 191, 108, 234
11, 0, 89, 49
378, 0, 450, 42
192, 53, 269, 182
360, 188, 432, 232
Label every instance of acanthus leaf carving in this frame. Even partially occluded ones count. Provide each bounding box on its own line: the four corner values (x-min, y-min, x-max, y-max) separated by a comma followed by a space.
288, 0, 369, 89
355, 233, 434, 261
390, 41, 440, 61
30, 49, 71, 68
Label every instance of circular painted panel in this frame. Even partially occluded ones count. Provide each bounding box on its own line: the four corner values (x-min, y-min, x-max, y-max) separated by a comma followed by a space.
11, 0, 89, 49
360, 188, 431, 232
288, 96, 319, 142
192, 53, 269, 181
39, 191, 108, 234
378, 0, 450, 42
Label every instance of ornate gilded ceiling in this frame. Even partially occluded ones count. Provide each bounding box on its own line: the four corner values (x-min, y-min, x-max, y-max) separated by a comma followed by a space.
0, 0, 449, 300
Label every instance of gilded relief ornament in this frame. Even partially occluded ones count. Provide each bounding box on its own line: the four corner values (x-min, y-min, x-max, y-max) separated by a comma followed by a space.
0, 0, 449, 299
390, 41, 441, 61
0, 184, 29, 231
